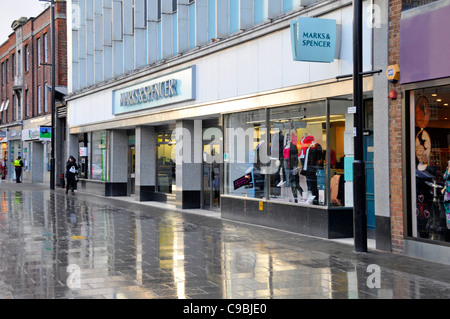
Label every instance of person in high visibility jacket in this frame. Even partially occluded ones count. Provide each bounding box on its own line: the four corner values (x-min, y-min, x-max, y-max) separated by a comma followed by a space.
13, 156, 24, 183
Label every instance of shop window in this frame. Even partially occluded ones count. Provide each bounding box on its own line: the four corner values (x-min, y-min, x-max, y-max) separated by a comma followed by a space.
224, 99, 354, 207
269, 102, 327, 205
91, 131, 109, 181
410, 84, 450, 243
78, 133, 89, 179
224, 109, 267, 199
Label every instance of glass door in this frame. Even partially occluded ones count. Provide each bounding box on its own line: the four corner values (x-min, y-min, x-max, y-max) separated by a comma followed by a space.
156, 131, 176, 205
128, 145, 135, 196
203, 133, 221, 211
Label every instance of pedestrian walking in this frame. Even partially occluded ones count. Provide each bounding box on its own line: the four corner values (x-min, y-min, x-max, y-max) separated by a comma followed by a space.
13, 156, 23, 183
65, 156, 79, 195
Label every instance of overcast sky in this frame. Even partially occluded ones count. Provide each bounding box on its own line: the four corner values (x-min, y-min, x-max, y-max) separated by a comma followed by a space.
0, 1, 50, 44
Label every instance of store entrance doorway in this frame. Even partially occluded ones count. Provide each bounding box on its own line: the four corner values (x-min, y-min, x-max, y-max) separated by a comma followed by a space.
202, 124, 222, 211
203, 159, 220, 211
127, 130, 136, 196
128, 145, 135, 196
364, 99, 375, 234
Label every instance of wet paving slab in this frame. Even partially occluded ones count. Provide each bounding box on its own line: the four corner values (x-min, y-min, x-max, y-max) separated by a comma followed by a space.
1, 182, 450, 300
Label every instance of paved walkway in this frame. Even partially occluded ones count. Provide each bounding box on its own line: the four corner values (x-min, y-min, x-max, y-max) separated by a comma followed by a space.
1, 181, 450, 299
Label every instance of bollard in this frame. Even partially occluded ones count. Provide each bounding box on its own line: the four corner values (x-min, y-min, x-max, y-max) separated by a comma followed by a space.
60, 174, 65, 188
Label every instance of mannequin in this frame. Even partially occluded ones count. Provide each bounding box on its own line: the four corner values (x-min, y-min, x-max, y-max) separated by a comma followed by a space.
272, 127, 285, 187
299, 134, 315, 160
441, 160, 450, 229
282, 129, 302, 202
300, 140, 323, 203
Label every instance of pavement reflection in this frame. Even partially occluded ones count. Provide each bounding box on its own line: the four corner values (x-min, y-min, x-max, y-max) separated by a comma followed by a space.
0, 185, 450, 299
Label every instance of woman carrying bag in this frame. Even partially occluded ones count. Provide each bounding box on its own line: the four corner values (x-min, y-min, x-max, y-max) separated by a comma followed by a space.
66, 156, 79, 195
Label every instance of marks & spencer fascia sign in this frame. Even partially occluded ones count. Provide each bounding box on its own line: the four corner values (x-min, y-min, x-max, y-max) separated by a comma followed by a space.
290, 17, 340, 63
113, 66, 196, 115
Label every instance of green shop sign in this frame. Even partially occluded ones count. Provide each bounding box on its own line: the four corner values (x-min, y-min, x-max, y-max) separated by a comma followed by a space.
113, 66, 196, 115
290, 17, 340, 63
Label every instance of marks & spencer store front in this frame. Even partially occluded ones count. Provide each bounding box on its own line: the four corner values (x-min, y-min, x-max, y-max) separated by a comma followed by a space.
67, 3, 377, 240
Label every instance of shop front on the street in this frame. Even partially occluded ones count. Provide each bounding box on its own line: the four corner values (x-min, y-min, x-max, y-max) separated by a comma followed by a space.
6, 127, 22, 182
21, 116, 52, 184
67, 1, 379, 240
397, 1, 450, 263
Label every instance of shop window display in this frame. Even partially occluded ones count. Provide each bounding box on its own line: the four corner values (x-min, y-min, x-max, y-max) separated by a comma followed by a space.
91, 131, 109, 181
78, 133, 89, 179
224, 99, 353, 207
328, 99, 353, 208
411, 84, 450, 243
269, 102, 326, 204
224, 109, 267, 199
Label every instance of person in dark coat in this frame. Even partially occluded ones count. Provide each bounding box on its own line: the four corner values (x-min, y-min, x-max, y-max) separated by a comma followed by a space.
66, 156, 79, 195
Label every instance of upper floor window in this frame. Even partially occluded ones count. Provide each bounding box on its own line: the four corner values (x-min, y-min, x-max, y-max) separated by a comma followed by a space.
158, 0, 162, 20
172, 0, 177, 12
25, 89, 29, 117
17, 50, 21, 76
37, 86, 41, 114
24, 44, 29, 72
37, 37, 41, 66
44, 83, 48, 113
11, 54, 15, 80
5, 59, 9, 84
44, 33, 48, 63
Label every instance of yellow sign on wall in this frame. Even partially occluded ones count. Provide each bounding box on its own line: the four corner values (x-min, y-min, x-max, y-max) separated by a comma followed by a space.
387, 64, 400, 83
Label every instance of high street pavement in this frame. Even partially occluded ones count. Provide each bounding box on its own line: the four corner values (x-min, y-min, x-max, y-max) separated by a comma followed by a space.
0, 181, 450, 300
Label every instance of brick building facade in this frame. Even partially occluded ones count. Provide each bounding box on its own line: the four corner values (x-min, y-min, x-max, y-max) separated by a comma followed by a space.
0, 2, 67, 184
388, 0, 404, 254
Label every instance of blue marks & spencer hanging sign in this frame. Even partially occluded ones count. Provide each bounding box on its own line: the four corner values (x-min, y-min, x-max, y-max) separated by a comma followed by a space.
113, 66, 196, 115
290, 17, 339, 63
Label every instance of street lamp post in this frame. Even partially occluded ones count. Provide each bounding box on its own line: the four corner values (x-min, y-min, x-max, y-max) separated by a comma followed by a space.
40, 0, 56, 190
352, 0, 367, 253
50, 0, 56, 190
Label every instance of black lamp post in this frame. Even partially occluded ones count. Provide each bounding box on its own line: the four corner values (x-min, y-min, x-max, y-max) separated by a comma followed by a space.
352, 0, 367, 253
39, 0, 56, 190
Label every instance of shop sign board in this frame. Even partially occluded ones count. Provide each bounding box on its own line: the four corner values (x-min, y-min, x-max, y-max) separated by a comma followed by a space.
40, 126, 51, 141
8, 129, 22, 141
290, 17, 339, 63
112, 66, 196, 115
22, 126, 51, 141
